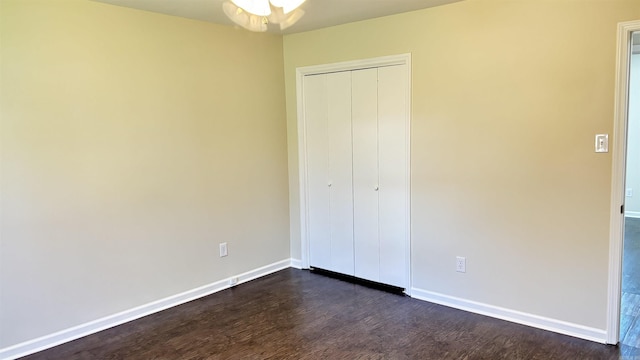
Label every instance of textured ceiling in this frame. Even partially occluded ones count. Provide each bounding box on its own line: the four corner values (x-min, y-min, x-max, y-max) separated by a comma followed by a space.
92, 0, 464, 34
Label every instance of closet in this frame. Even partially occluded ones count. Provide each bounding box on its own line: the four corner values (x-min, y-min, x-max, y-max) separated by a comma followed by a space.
299, 57, 410, 290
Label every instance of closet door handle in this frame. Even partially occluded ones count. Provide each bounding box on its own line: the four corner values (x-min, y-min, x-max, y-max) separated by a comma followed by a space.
374, 186, 379, 191
328, 183, 332, 188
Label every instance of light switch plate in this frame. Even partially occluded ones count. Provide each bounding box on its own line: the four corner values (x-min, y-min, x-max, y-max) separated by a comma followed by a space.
219, 242, 228, 257
595, 134, 609, 153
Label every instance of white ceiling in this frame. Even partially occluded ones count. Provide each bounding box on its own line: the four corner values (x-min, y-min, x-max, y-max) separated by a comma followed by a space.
92, 0, 464, 34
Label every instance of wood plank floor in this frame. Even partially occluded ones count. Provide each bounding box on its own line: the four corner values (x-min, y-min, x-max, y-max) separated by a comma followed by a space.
21, 268, 630, 360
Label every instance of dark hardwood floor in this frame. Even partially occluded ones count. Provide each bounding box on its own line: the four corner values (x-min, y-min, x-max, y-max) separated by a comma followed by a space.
21, 268, 629, 360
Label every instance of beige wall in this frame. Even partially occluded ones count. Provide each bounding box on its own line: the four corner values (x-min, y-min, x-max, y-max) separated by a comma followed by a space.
0, 0, 289, 347
4, 0, 640, 350
284, 0, 640, 330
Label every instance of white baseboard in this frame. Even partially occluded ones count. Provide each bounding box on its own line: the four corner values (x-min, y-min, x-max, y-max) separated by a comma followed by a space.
625, 211, 640, 219
2, 264, 607, 360
290, 258, 303, 269
0, 259, 293, 360
411, 288, 607, 344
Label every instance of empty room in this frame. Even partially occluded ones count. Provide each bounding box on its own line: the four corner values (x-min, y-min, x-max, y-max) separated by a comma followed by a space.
2, 0, 640, 359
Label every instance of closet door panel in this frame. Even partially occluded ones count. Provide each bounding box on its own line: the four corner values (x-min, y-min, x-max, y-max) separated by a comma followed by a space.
327, 71, 355, 275
378, 65, 408, 288
352, 68, 380, 283
304, 74, 331, 270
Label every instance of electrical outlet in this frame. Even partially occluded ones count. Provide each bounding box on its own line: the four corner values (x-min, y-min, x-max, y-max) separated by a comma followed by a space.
627, 188, 633, 197
219, 242, 228, 257
456, 256, 466, 273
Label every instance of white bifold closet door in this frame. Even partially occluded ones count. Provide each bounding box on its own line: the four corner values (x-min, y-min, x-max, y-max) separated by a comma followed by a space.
304, 64, 408, 288
305, 71, 355, 276
351, 68, 379, 282
352, 66, 407, 287
376, 65, 408, 287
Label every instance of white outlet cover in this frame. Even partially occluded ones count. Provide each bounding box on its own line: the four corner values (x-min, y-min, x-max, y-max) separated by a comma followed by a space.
456, 256, 466, 273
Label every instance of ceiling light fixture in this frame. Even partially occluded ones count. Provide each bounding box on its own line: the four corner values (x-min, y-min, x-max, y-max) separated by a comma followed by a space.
223, 0, 306, 32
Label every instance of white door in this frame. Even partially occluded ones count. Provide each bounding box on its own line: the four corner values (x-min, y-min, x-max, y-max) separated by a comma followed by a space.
305, 71, 355, 275
378, 65, 409, 287
327, 71, 355, 275
352, 68, 380, 283
304, 74, 331, 271
351, 65, 408, 288
299, 55, 410, 290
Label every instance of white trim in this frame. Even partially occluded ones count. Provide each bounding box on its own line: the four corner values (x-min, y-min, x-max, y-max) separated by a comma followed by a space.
412, 288, 608, 344
296, 54, 412, 76
608, 20, 640, 346
404, 55, 413, 296
625, 211, 640, 219
0, 259, 292, 360
296, 64, 311, 269
295, 53, 412, 287
290, 258, 303, 269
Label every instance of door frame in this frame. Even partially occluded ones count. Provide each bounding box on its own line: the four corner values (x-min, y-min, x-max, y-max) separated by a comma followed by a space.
296, 53, 412, 293
607, 20, 640, 345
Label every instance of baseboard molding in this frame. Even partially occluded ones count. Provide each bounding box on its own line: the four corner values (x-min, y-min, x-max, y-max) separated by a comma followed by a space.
3, 264, 606, 359
0, 259, 293, 360
290, 258, 303, 269
625, 211, 640, 219
411, 288, 607, 344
